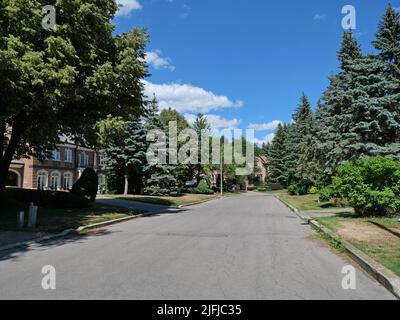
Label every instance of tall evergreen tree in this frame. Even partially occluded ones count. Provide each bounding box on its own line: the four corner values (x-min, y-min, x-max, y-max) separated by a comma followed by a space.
372, 4, 400, 79
192, 114, 211, 182
266, 123, 288, 186
338, 31, 362, 71
316, 32, 400, 175
284, 94, 314, 186
101, 117, 148, 195
144, 95, 178, 195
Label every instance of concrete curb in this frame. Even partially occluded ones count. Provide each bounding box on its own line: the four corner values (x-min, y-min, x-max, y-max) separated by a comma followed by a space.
177, 196, 220, 208
274, 195, 400, 299
0, 228, 77, 252
0, 195, 225, 253
275, 195, 312, 222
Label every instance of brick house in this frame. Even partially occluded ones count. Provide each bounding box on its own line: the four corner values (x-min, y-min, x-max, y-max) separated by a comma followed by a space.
7, 143, 106, 192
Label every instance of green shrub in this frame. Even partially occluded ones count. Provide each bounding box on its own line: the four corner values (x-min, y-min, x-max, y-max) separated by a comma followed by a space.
330, 157, 400, 216
71, 168, 98, 202
288, 183, 308, 196
197, 180, 212, 193
257, 187, 267, 192
309, 186, 318, 195
319, 186, 334, 202
144, 186, 170, 196
180, 180, 214, 195
3, 188, 89, 208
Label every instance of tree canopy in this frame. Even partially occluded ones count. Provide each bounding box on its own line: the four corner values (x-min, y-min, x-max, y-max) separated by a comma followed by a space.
0, 0, 148, 191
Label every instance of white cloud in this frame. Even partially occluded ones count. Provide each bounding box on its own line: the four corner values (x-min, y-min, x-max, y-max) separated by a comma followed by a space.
248, 120, 282, 132
143, 80, 243, 113
313, 13, 326, 21
145, 50, 175, 71
116, 0, 142, 17
253, 133, 276, 146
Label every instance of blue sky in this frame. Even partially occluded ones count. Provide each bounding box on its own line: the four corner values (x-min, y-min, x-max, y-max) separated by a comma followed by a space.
114, 0, 400, 144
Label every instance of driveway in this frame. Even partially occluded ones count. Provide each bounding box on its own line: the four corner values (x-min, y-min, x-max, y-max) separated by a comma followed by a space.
0, 193, 395, 299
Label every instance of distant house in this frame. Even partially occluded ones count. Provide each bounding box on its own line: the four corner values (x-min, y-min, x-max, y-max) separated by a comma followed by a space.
256, 155, 267, 183
209, 156, 268, 188
8, 142, 106, 192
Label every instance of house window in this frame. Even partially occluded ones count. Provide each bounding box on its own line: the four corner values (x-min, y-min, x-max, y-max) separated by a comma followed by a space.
37, 171, 49, 190
64, 149, 73, 163
50, 171, 61, 190
98, 174, 106, 186
52, 149, 61, 161
78, 152, 89, 167
99, 153, 107, 168
63, 172, 73, 190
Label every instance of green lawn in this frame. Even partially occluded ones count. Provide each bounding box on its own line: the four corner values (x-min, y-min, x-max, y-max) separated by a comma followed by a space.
315, 215, 400, 277
0, 201, 140, 233
106, 193, 219, 207
271, 189, 351, 212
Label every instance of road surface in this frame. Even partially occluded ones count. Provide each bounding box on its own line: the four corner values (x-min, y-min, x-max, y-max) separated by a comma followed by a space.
0, 193, 395, 299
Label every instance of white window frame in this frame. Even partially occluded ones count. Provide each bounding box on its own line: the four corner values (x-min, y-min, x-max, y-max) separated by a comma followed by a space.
99, 153, 107, 167
52, 149, 61, 161
64, 148, 73, 163
37, 170, 49, 190
63, 172, 73, 190
79, 152, 89, 167
50, 171, 61, 190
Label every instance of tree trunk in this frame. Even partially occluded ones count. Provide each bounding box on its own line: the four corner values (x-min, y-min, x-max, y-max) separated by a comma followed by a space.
123, 166, 129, 195
0, 119, 22, 193
0, 149, 15, 193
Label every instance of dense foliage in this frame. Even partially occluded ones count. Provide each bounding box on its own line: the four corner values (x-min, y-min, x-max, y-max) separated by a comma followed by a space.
4, 188, 89, 208
0, 0, 148, 192
322, 157, 400, 216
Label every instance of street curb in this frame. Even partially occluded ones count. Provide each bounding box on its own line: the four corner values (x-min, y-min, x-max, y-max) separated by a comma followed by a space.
0, 228, 77, 252
0, 195, 225, 253
177, 196, 220, 208
274, 195, 400, 299
309, 220, 400, 299
275, 195, 312, 222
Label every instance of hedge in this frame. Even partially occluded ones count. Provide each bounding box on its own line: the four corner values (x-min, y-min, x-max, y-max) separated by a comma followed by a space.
4, 188, 89, 209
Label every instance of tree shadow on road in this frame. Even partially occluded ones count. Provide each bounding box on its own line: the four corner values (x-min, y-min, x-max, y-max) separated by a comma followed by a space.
0, 207, 189, 262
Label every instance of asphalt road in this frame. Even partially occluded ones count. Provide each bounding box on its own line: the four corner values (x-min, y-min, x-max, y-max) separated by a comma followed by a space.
0, 193, 395, 300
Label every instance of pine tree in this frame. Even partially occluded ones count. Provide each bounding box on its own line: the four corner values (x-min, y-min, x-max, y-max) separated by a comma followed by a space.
338, 31, 362, 71
267, 123, 288, 186
315, 32, 365, 174
284, 93, 314, 187
372, 4, 400, 79
192, 114, 211, 182
104, 117, 148, 195
143, 95, 178, 195
340, 55, 400, 159
316, 32, 400, 175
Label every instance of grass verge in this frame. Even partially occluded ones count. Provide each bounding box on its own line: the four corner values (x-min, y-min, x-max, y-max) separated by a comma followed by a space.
270, 189, 352, 212
315, 215, 400, 277
105, 193, 219, 207
0, 202, 140, 233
